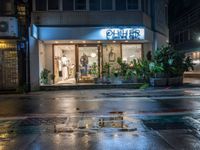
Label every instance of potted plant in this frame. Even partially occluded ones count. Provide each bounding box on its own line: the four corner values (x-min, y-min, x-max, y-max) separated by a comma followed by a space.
132, 59, 150, 83
90, 62, 99, 83
123, 68, 137, 83
167, 56, 194, 85
152, 45, 194, 86
102, 62, 111, 83
149, 62, 167, 86
111, 67, 122, 84
40, 68, 50, 85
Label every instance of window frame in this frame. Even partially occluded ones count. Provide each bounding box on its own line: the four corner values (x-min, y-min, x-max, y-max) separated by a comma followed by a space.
101, 0, 114, 11
35, 0, 47, 11
62, 0, 74, 11
127, 0, 139, 11
74, 0, 87, 11
47, 0, 60, 11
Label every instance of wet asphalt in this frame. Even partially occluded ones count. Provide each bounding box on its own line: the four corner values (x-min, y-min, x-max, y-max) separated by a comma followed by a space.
0, 87, 200, 150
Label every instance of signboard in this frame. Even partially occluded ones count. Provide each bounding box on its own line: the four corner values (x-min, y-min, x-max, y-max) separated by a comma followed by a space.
101, 27, 145, 40
38, 26, 145, 41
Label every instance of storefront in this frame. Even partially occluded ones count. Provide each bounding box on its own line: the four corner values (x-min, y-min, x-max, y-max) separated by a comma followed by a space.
50, 43, 142, 84
30, 25, 153, 86
0, 40, 19, 90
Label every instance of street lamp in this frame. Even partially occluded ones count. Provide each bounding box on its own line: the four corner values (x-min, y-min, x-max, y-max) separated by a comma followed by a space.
198, 36, 200, 41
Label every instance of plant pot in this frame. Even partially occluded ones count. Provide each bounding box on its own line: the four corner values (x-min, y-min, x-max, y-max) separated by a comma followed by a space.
168, 76, 183, 86
112, 76, 122, 84
150, 77, 167, 87
93, 77, 98, 83
122, 77, 138, 83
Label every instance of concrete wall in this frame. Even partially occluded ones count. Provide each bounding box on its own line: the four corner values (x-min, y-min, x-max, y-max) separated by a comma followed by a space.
29, 31, 40, 91
39, 41, 45, 77
44, 44, 53, 74
31, 11, 151, 28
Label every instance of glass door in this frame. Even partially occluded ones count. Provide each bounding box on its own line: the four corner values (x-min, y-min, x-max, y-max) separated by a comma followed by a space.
78, 45, 100, 83
54, 45, 76, 84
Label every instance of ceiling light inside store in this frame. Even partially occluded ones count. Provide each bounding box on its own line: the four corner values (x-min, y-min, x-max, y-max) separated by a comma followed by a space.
55, 41, 58, 43
113, 41, 116, 43
91, 53, 97, 58
130, 55, 135, 58
125, 41, 128, 43
82, 41, 86, 43
97, 41, 101, 43
70, 41, 73, 43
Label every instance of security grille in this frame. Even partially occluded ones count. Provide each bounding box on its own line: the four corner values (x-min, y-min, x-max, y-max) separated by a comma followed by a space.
0, 46, 18, 90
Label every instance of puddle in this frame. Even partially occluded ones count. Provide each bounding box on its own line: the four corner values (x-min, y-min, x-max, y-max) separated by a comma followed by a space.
55, 113, 138, 133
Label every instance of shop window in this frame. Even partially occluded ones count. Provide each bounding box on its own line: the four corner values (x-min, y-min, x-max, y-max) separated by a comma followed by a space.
89, 0, 100, 10
115, 0, 126, 10
127, 0, 138, 10
122, 44, 142, 63
54, 45, 76, 84
103, 44, 121, 68
101, 0, 113, 10
48, 0, 59, 10
35, 0, 47, 11
78, 46, 99, 82
63, 0, 74, 10
75, 0, 86, 10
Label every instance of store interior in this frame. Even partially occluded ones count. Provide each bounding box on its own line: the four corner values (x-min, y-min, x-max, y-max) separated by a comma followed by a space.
39, 40, 143, 85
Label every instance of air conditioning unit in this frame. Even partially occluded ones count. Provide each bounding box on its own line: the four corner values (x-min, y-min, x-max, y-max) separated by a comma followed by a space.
0, 17, 18, 37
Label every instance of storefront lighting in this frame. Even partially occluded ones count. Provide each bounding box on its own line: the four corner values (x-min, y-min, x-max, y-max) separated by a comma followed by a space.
125, 40, 128, 43
193, 60, 200, 64
0, 42, 16, 49
55, 41, 58, 43
91, 53, 97, 58
97, 41, 101, 43
113, 41, 116, 43
70, 41, 73, 43
82, 41, 86, 43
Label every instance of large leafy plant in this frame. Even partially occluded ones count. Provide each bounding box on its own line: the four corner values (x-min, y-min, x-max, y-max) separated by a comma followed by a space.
41, 68, 50, 84
132, 59, 150, 82
153, 45, 194, 77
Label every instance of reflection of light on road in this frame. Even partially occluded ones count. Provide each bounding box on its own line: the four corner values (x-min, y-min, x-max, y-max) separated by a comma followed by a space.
56, 97, 77, 113
0, 145, 5, 150
0, 133, 10, 139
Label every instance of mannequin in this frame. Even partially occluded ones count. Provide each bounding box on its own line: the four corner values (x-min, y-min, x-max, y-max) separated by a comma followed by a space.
80, 53, 88, 76
58, 58, 62, 77
61, 54, 69, 80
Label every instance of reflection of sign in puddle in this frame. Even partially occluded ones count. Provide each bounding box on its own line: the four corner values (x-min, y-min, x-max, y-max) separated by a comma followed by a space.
55, 113, 137, 133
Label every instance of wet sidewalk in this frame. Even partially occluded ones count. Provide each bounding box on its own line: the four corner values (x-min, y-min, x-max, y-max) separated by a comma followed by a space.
0, 88, 200, 149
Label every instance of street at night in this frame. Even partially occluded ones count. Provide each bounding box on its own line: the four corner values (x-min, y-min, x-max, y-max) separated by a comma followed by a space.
1, 0, 200, 149
0, 87, 200, 149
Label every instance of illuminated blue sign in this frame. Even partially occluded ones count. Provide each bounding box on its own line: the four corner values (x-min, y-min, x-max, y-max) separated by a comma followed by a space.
31, 24, 38, 39
38, 26, 145, 41
101, 27, 145, 40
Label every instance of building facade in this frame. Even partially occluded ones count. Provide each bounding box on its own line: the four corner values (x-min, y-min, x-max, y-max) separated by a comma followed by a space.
0, 0, 19, 91
30, 0, 169, 90
0, 0, 31, 91
169, 0, 200, 75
